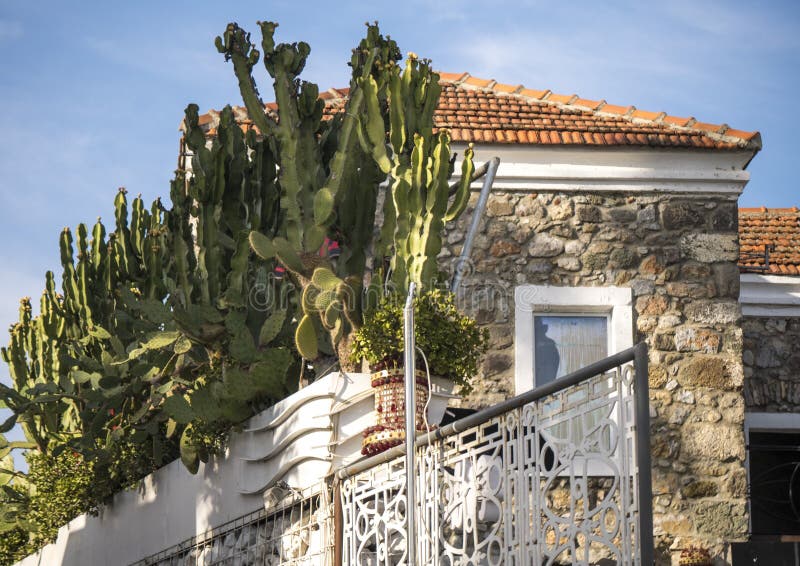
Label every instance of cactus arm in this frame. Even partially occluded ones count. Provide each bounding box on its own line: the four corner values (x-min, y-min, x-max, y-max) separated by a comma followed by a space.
417, 132, 452, 285
444, 144, 475, 221
359, 75, 392, 174
257, 21, 317, 251
215, 23, 276, 137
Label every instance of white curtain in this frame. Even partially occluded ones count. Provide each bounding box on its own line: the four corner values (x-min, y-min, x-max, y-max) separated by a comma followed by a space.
535, 316, 609, 446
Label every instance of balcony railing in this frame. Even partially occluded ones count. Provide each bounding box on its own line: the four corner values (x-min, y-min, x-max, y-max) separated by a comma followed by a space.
336, 343, 653, 566
129, 344, 652, 566
131, 483, 334, 566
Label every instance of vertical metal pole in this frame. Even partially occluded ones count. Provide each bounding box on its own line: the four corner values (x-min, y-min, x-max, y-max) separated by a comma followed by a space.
451, 156, 500, 294
634, 342, 654, 565
404, 282, 417, 565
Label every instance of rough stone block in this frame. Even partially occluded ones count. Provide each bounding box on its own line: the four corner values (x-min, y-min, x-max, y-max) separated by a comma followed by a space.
682, 480, 718, 498
608, 207, 637, 223
636, 295, 669, 316
654, 333, 675, 351
649, 365, 668, 388
639, 254, 664, 275
675, 327, 721, 353
661, 201, 704, 230
610, 247, 638, 268
679, 233, 738, 263
677, 356, 731, 388
709, 204, 738, 232
483, 352, 512, 376
515, 195, 545, 218
487, 196, 514, 217
527, 233, 564, 257
679, 262, 712, 281
692, 500, 748, 539
556, 256, 580, 271
681, 423, 745, 462
576, 204, 601, 223
490, 240, 520, 258
549, 198, 574, 220
685, 301, 741, 325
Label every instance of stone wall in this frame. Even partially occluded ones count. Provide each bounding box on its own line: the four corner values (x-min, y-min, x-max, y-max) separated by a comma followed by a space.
743, 316, 800, 411
444, 190, 746, 565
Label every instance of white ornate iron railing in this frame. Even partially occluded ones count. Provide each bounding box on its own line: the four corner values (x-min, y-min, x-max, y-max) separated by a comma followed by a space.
336, 343, 653, 566
130, 483, 334, 566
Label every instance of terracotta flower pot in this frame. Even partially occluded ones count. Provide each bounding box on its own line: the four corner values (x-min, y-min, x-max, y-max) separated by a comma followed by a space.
361, 367, 432, 456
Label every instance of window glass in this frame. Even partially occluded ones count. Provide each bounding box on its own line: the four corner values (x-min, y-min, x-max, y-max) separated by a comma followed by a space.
534, 315, 608, 385
749, 431, 800, 536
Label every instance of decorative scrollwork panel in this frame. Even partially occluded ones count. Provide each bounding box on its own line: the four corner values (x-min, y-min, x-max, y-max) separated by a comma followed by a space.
341, 361, 648, 566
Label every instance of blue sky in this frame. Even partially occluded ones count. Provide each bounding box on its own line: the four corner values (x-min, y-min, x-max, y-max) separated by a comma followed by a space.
0, 1, 798, 461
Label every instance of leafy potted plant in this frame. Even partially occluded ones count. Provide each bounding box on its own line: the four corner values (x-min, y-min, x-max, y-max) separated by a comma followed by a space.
350, 289, 489, 455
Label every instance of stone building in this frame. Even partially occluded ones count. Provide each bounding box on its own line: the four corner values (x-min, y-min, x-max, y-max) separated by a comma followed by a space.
736, 207, 800, 561
194, 71, 774, 563
420, 72, 759, 564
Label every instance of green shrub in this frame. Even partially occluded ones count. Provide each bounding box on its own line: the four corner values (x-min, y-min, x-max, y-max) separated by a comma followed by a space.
25, 452, 108, 551
350, 289, 489, 392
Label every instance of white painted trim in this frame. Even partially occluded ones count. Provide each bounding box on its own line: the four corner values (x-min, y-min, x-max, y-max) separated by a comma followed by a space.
745, 412, 800, 433
740, 274, 800, 317
450, 144, 754, 195
514, 285, 633, 395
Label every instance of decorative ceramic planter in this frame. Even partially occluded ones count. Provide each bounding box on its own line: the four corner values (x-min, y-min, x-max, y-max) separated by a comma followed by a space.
361, 367, 440, 456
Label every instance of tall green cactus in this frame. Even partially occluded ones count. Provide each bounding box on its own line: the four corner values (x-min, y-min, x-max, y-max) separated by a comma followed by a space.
363, 55, 475, 293
217, 21, 400, 367
233, 25, 474, 368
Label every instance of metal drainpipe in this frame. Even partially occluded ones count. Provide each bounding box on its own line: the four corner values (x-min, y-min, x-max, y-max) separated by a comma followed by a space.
403, 281, 417, 565
451, 157, 501, 293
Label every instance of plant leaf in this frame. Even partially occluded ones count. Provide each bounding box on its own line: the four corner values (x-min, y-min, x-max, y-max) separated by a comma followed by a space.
162, 394, 194, 424
295, 315, 318, 360
258, 309, 287, 346
179, 426, 199, 474
142, 331, 182, 351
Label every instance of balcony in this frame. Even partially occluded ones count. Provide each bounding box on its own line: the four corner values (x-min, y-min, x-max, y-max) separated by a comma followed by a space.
132, 343, 652, 566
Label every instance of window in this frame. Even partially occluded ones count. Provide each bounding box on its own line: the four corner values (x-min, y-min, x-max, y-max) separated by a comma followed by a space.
515, 285, 633, 476
745, 413, 800, 538
515, 285, 633, 394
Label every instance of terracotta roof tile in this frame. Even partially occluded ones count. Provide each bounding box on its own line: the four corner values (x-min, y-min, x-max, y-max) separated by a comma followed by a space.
739, 207, 800, 275
598, 103, 634, 116
193, 71, 760, 151
631, 109, 665, 121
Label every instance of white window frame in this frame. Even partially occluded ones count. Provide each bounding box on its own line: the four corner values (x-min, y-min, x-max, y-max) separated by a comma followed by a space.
514, 285, 633, 394
514, 285, 633, 477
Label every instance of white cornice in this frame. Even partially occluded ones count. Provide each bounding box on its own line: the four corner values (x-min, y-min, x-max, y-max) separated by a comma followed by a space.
740, 273, 800, 317
451, 144, 754, 195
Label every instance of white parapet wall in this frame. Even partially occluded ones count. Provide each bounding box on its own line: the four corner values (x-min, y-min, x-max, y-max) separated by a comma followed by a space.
16, 371, 455, 566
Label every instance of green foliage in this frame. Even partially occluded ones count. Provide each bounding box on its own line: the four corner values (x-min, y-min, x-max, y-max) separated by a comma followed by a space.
0, 450, 110, 564
0, 18, 484, 562
25, 452, 108, 548
0, 527, 27, 566
350, 290, 489, 392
